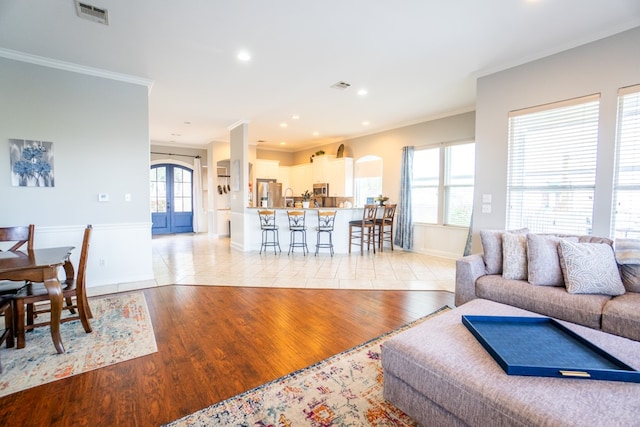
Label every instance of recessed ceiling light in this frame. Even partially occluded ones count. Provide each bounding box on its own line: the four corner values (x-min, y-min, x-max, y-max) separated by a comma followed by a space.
280, 123, 288, 128
357, 89, 368, 96
362, 121, 370, 126
237, 51, 251, 61
313, 132, 319, 136
280, 142, 286, 145
292, 115, 300, 120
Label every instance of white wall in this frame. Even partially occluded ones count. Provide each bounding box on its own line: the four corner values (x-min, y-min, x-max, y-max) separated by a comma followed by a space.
0, 57, 154, 294
473, 26, 640, 252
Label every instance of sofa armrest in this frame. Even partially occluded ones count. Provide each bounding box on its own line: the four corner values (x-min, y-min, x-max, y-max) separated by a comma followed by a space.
455, 254, 486, 307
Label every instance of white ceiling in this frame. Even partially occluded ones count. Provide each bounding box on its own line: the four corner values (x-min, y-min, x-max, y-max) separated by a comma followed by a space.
1, 1, 639, 151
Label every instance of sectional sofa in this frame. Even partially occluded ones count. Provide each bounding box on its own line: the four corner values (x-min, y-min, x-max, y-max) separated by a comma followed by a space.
455, 230, 640, 341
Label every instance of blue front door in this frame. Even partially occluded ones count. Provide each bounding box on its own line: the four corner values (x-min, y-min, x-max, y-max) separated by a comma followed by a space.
151, 164, 194, 235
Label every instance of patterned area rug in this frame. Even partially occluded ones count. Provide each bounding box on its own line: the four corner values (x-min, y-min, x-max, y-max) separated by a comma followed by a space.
0, 291, 157, 397
165, 306, 451, 427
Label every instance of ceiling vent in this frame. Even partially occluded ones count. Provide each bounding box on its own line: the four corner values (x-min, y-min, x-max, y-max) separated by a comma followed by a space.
75, 1, 109, 25
330, 81, 351, 90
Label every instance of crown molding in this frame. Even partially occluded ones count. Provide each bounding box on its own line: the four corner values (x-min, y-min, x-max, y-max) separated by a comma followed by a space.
0, 48, 154, 89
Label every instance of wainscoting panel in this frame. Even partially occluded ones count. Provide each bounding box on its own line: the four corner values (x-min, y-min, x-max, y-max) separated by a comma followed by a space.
412, 223, 469, 259
33, 223, 155, 294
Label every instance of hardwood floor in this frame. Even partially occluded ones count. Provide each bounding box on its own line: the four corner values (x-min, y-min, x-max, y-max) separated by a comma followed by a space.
0, 285, 454, 426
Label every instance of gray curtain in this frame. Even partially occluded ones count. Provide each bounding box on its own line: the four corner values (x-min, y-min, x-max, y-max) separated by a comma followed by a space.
394, 146, 414, 249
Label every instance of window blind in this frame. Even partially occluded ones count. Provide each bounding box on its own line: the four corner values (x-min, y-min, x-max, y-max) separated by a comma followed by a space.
506, 94, 600, 234
612, 85, 640, 238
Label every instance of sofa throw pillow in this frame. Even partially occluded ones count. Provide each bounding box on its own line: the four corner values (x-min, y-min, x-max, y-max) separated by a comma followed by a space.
480, 228, 528, 275
614, 238, 640, 265
527, 234, 578, 286
620, 264, 640, 293
558, 241, 625, 296
502, 233, 528, 280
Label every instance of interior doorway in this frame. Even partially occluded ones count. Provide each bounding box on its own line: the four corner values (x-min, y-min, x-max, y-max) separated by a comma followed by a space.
151, 164, 194, 234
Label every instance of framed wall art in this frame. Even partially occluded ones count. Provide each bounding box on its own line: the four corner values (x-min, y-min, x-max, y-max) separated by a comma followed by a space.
9, 139, 55, 187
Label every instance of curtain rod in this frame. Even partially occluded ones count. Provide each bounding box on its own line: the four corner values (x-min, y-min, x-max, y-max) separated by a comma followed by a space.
151, 151, 201, 159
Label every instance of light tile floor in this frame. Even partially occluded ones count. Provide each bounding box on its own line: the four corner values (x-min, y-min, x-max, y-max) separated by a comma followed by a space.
152, 233, 456, 292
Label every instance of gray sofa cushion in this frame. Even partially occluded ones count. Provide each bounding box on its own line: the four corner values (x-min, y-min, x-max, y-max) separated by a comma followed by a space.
602, 292, 640, 342
476, 275, 610, 329
527, 234, 578, 286
620, 264, 640, 293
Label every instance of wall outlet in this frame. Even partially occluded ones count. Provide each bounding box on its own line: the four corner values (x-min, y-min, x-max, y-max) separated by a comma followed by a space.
99, 258, 107, 267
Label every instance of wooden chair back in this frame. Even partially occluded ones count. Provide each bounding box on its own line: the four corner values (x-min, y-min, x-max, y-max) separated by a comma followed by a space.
382, 204, 397, 222
362, 204, 378, 223
0, 224, 35, 251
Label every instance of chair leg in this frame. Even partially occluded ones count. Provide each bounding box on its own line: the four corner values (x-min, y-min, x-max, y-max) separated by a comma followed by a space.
4, 305, 14, 348
13, 300, 26, 349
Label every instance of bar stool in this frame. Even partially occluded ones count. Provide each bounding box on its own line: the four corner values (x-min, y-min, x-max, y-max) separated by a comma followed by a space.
315, 210, 337, 256
349, 204, 378, 255
376, 203, 397, 251
258, 210, 281, 254
287, 210, 308, 255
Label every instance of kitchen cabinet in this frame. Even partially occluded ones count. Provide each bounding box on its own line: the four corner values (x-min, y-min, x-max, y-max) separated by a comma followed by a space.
291, 164, 312, 195
328, 157, 354, 197
312, 155, 333, 183
216, 209, 231, 236
255, 159, 280, 179
277, 166, 291, 193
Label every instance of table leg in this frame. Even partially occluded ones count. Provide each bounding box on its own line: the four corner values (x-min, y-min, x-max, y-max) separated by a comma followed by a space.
43, 268, 65, 354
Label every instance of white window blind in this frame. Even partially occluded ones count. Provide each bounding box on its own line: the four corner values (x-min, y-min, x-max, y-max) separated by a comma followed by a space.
612, 85, 640, 238
506, 94, 600, 234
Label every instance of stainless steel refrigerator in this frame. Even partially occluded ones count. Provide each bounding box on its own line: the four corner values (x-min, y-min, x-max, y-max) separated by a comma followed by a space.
256, 179, 282, 208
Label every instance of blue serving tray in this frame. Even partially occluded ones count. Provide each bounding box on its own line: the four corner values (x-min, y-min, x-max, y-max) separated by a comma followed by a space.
462, 315, 640, 383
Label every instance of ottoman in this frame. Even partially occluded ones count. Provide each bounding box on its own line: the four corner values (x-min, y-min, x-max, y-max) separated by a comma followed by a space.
382, 299, 640, 427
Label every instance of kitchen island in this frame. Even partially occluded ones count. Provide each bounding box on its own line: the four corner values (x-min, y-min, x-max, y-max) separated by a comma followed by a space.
245, 207, 371, 254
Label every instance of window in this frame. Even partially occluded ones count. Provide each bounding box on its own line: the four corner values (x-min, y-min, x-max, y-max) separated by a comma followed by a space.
612, 85, 640, 238
506, 95, 600, 234
412, 148, 439, 223
354, 156, 382, 207
444, 143, 475, 226
412, 142, 475, 226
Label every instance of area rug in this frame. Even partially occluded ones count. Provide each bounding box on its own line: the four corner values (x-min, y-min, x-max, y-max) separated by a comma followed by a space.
0, 291, 157, 397
165, 305, 451, 427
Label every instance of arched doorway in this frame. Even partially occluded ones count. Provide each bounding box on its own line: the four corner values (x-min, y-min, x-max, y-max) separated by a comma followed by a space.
150, 164, 194, 234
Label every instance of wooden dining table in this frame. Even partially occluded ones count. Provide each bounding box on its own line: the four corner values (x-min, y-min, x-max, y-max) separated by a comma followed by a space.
0, 246, 74, 353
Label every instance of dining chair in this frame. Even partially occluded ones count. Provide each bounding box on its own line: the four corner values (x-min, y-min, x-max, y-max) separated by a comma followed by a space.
0, 224, 35, 296
348, 204, 378, 255
11, 225, 93, 348
258, 210, 281, 254
376, 204, 397, 252
0, 296, 14, 372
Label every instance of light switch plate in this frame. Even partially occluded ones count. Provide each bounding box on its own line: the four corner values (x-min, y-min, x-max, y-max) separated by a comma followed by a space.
98, 193, 109, 202
482, 194, 492, 203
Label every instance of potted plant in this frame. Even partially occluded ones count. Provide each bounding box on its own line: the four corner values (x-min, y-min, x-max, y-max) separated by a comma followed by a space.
301, 190, 312, 208
374, 194, 389, 206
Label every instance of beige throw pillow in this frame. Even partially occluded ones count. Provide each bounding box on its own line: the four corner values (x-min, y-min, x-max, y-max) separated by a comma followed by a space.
480, 228, 528, 275
502, 233, 528, 280
558, 241, 625, 296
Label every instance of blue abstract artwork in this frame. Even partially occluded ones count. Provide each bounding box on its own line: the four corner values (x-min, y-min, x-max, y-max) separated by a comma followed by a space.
9, 139, 55, 187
